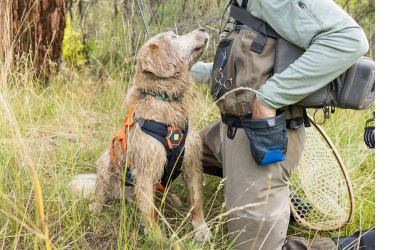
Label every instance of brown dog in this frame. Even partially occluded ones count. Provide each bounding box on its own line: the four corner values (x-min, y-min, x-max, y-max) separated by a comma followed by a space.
86, 28, 212, 241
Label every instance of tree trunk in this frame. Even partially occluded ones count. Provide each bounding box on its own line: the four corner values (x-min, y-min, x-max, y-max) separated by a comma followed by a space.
0, 0, 13, 62
10, 0, 66, 79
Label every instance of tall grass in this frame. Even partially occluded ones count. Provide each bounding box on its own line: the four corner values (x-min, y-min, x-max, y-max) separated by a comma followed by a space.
0, 1, 375, 249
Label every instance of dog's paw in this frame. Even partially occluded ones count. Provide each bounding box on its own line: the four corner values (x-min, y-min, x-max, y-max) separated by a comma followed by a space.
89, 202, 103, 214
194, 223, 212, 242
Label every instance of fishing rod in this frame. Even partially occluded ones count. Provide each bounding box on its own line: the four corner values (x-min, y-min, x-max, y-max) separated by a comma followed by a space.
135, 0, 150, 39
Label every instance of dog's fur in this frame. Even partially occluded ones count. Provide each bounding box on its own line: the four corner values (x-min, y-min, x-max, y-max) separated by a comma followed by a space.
68, 28, 211, 241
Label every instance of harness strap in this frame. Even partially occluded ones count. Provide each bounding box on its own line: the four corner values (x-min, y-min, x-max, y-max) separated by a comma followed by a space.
157, 140, 186, 190
110, 107, 188, 191
136, 117, 189, 190
110, 107, 136, 168
135, 117, 170, 149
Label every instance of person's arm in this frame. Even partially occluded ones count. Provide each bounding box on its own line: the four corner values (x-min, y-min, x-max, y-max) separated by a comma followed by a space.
256, 26, 369, 110
249, 0, 369, 112
191, 61, 213, 84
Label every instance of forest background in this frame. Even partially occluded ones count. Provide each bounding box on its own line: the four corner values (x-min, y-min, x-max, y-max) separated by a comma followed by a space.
0, 0, 376, 249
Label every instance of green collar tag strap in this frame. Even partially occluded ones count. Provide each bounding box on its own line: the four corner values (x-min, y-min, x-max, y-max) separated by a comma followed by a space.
140, 90, 182, 101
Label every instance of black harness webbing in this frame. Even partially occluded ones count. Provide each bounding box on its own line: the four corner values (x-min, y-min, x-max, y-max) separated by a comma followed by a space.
111, 107, 188, 190
134, 116, 188, 190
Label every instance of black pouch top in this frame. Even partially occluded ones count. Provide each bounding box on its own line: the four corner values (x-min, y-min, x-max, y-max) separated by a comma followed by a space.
240, 112, 288, 166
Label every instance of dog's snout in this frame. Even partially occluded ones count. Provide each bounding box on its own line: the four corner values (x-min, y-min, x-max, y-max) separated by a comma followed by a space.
198, 28, 206, 32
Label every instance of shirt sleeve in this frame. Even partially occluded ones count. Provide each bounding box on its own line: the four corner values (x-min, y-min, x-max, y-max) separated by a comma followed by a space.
248, 0, 370, 109
257, 25, 369, 109
190, 61, 214, 84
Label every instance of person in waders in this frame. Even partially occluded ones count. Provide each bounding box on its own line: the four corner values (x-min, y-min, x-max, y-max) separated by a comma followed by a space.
191, 0, 370, 249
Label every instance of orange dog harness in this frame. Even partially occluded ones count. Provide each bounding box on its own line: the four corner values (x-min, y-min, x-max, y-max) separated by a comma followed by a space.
110, 107, 188, 191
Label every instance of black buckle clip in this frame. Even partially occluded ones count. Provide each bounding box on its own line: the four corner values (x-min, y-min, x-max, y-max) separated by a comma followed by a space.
226, 119, 238, 140
286, 117, 304, 130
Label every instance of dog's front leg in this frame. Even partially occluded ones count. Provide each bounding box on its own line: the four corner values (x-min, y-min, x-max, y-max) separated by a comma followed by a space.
135, 175, 157, 225
182, 132, 212, 242
134, 167, 166, 240
126, 127, 168, 240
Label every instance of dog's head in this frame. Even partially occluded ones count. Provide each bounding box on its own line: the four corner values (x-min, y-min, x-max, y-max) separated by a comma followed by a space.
136, 28, 209, 79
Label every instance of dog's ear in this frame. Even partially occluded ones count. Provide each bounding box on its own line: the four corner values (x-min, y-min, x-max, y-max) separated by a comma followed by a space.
140, 43, 176, 78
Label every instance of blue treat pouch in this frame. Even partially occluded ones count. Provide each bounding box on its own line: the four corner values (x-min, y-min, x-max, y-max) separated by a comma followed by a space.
241, 112, 287, 166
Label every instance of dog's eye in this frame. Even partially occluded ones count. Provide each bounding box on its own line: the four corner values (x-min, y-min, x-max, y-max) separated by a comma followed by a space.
171, 35, 177, 39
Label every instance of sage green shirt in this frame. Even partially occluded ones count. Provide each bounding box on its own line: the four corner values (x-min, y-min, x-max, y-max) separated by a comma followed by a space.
191, 0, 369, 109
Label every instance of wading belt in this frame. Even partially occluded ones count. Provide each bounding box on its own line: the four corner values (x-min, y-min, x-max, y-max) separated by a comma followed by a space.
221, 112, 305, 139
110, 107, 188, 191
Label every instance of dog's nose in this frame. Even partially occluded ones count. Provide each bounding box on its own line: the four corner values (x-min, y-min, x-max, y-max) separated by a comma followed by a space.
198, 28, 206, 32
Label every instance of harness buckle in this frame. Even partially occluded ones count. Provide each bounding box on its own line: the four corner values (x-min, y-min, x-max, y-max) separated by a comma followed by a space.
166, 127, 184, 149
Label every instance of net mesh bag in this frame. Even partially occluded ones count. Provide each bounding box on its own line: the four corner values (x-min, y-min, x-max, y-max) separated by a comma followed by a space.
289, 116, 354, 231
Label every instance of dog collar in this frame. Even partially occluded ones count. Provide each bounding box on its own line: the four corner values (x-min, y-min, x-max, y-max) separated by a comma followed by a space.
140, 90, 182, 101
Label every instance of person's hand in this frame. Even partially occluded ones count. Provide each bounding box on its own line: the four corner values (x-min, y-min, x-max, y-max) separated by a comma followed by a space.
252, 98, 276, 119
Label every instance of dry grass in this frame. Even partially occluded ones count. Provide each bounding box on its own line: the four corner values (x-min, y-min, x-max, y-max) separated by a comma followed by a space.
0, 58, 375, 250
0, 1, 374, 249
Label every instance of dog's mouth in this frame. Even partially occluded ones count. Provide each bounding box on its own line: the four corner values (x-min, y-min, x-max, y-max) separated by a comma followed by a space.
190, 43, 207, 65
188, 39, 208, 66
195, 39, 208, 50
192, 39, 209, 57
193, 46, 204, 54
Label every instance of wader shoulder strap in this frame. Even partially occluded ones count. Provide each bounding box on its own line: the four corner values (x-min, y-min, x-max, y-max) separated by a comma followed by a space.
229, 0, 280, 53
